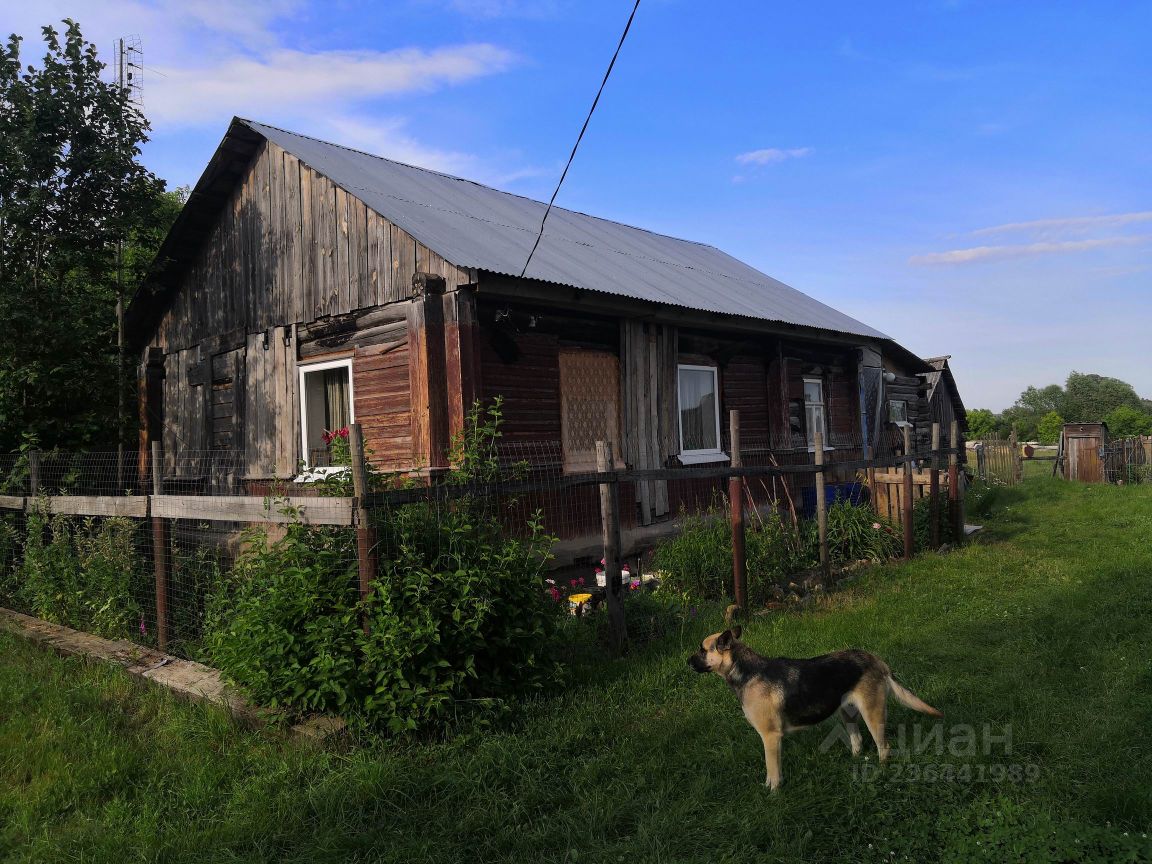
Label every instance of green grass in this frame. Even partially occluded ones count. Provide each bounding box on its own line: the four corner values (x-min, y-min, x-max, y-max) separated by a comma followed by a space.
3, 477, 1152, 862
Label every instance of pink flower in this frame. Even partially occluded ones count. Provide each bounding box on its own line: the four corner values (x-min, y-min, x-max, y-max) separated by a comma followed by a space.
548, 586, 562, 602
139, 616, 147, 636
872, 523, 882, 530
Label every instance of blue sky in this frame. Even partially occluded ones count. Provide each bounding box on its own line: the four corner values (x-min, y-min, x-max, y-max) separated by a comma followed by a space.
8, 0, 1150, 410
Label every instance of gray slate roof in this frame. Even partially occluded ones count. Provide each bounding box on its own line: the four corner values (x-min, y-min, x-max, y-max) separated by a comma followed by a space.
242, 119, 888, 341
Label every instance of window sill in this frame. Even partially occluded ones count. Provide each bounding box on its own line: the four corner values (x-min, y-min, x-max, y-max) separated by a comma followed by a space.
806, 446, 837, 453
677, 451, 730, 465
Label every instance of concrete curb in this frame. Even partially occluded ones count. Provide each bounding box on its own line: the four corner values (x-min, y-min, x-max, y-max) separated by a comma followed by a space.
0, 607, 344, 739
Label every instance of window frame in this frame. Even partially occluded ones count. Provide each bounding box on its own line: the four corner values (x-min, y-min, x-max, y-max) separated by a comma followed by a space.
888, 399, 911, 427
676, 363, 727, 464
802, 376, 832, 451
297, 357, 356, 477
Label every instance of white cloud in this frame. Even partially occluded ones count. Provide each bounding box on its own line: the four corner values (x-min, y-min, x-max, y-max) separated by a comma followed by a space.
909, 234, 1152, 266
971, 211, 1152, 237
445, 0, 560, 18
149, 44, 515, 125
6, 0, 522, 178
735, 147, 812, 165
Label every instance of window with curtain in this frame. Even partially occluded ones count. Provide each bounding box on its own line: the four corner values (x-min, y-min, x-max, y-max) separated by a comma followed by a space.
803, 377, 828, 448
299, 359, 354, 468
678, 365, 722, 459
559, 350, 622, 472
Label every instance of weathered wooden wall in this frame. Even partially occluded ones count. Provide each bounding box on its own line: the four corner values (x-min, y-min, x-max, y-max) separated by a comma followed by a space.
147, 139, 469, 478
151, 140, 471, 353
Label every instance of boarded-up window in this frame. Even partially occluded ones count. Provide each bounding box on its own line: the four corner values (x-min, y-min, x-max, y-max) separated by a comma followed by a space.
559, 350, 622, 472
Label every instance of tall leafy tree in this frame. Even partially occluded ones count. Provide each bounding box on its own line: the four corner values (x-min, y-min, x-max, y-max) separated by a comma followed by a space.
1036, 411, 1064, 445
966, 408, 997, 440
0, 20, 167, 451
1062, 372, 1143, 423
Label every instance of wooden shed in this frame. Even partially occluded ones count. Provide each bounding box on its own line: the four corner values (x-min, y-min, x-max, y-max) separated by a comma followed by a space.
1061, 422, 1108, 483
126, 117, 959, 552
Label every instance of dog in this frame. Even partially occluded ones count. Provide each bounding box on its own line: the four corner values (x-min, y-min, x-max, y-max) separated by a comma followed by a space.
688, 626, 942, 790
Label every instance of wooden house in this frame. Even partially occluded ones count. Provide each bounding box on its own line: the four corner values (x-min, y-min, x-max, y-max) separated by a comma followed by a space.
126, 118, 958, 551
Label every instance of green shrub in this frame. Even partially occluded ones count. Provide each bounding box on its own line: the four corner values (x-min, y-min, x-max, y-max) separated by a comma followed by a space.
204, 400, 562, 731
825, 500, 901, 563
204, 523, 361, 713
13, 506, 145, 639
912, 494, 959, 551
653, 498, 902, 605
652, 499, 812, 606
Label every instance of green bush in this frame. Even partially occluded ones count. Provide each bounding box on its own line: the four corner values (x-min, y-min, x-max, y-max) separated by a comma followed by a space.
205, 400, 562, 731
204, 523, 361, 713
912, 494, 959, 551
652, 498, 902, 605
826, 500, 902, 563
13, 507, 145, 639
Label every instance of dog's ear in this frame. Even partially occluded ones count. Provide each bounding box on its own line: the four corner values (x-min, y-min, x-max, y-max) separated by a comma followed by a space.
716, 628, 739, 651
731, 624, 742, 641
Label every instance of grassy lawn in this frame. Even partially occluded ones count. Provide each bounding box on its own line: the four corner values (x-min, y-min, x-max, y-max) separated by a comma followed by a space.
3, 476, 1152, 862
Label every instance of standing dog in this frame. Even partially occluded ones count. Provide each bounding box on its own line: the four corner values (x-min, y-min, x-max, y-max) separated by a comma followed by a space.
688, 627, 942, 789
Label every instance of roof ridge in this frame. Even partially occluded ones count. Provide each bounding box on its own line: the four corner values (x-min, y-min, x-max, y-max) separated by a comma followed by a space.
238, 116, 721, 252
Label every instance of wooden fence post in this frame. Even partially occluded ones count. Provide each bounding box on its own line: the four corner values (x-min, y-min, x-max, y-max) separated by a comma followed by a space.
28, 449, 40, 496
1009, 428, 1020, 484
949, 421, 963, 545
596, 440, 628, 655
349, 424, 378, 628
150, 440, 169, 651
930, 422, 941, 550
902, 425, 914, 560
729, 410, 747, 611
814, 428, 830, 577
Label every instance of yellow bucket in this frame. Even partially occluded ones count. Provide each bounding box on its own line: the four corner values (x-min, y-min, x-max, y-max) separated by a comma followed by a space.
568, 592, 593, 615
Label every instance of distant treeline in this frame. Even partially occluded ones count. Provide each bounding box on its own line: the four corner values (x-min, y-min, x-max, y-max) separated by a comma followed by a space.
969, 372, 1152, 444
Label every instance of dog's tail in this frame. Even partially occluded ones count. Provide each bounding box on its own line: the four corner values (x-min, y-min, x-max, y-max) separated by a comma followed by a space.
887, 677, 943, 718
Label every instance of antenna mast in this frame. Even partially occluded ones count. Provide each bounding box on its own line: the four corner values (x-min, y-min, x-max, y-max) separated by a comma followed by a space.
115, 36, 142, 486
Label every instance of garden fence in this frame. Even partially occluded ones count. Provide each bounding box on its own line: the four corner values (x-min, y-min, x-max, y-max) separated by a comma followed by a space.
0, 415, 967, 659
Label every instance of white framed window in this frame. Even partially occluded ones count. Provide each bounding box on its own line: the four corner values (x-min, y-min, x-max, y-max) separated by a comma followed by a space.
298, 358, 355, 474
803, 377, 829, 449
677, 364, 726, 464
559, 350, 623, 473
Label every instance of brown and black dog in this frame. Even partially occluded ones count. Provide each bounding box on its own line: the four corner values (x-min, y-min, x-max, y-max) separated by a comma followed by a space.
688, 627, 942, 789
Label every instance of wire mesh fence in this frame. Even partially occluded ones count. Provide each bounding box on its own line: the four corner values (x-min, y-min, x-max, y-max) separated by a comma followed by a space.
0, 424, 969, 662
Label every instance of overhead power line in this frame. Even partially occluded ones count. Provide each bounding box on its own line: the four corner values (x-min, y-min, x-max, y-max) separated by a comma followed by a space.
519, 0, 642, 279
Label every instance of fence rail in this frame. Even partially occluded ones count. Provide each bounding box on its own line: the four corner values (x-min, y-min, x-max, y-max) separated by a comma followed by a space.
0, 418, 971, 658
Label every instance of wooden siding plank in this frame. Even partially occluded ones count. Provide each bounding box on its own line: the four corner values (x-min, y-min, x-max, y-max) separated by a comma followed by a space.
151, 495, 352, 525
390, 223, 415, 303
312, 169, 337, 319
351, 199, 369, 311
334, 185, 353, 316
299, 163, 315, 324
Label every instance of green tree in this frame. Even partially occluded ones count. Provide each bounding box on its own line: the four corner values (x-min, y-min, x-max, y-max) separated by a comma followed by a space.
966, 408, 997, 440
1104, 405, 1152, 438
1016, 384, 1065, 418
0, 20, 167, 451
1036, 411, 1064, 445
1061, 371, 1143, 423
